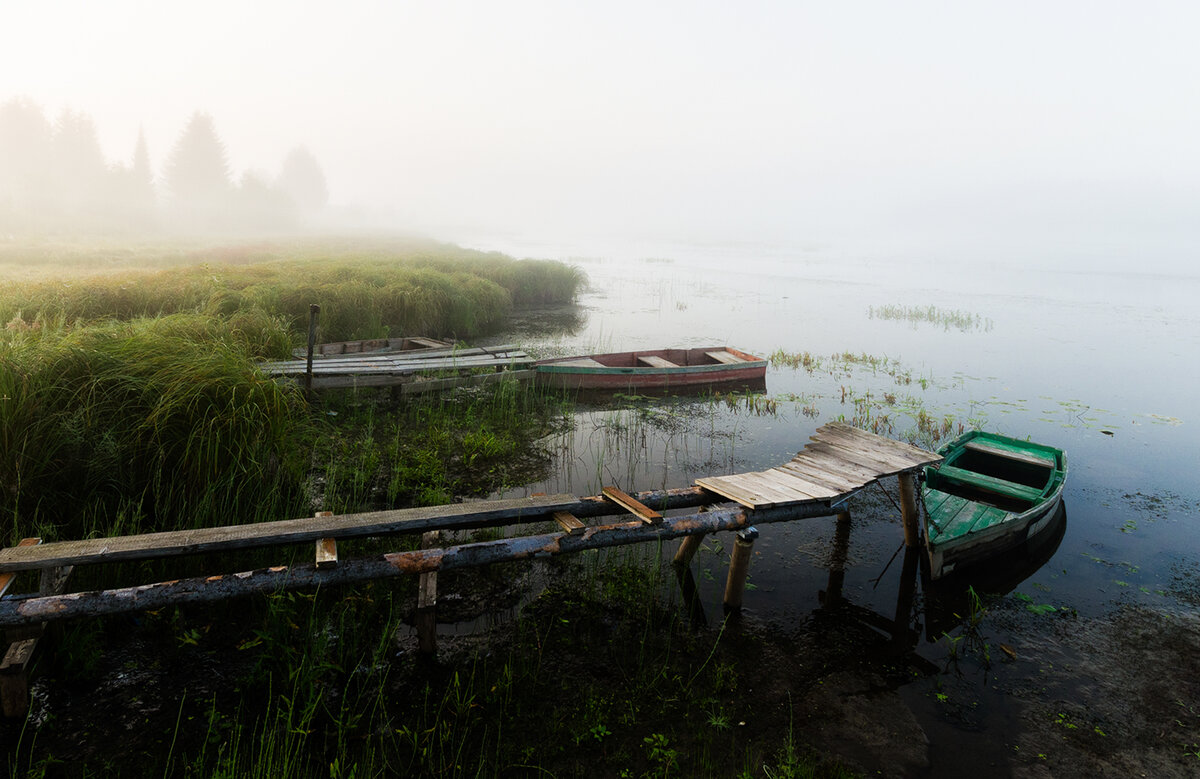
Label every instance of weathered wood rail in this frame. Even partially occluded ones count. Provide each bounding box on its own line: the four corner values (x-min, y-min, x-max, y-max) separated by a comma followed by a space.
0, 423, 941, 716
260, 343, 534, 391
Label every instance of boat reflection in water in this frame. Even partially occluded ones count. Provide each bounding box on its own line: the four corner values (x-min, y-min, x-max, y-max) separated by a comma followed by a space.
814, 503, 1068, 655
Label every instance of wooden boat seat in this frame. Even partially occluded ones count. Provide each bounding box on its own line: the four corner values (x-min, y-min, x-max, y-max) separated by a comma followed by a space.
637, 355, 678, 368
962, 441, 1054, 467
705, 350, 743, 364
934, 465, 1043, 502
554, 358, 606, 368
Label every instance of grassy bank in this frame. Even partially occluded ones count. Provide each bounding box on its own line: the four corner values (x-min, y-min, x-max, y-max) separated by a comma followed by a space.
0, 237, 585, 543
0, 236, 586, 343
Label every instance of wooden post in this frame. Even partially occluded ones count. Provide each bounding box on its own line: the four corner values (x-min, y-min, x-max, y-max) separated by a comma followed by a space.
723, 527, 759, 613
672, 533, 706, 567
897, 472, 920, 547
416, 531, 439, 657
304, 304, 320, 395
2, 556, 71, 718
823, 510, 852, 607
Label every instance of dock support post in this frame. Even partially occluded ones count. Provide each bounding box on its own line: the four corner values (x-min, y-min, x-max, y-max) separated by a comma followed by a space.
823, 510, 852, 607
723, 527, 759, 613
672, 533, 706, 568
415, 531, 439, 657
897, 472, 920, 548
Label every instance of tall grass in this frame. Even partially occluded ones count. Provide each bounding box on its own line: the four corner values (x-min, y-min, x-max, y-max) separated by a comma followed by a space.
0, 240, 587, 343
0, 313, 310, 542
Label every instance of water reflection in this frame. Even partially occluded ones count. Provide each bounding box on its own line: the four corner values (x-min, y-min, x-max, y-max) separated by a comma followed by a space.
808, 503, 1067, 661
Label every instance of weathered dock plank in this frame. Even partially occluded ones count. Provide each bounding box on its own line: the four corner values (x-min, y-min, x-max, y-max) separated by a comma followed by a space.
0, 495, 579, 573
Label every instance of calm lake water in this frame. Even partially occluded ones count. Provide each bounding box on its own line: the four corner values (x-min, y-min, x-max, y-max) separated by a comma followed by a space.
468, 234, 1199, 768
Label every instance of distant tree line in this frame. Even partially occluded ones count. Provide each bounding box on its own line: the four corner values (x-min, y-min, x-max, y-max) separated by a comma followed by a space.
0, 97, 328, 235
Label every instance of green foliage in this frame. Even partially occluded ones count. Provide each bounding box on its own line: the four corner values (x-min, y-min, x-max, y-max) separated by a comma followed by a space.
0, 239, 586, 343
0, 314, 309, 541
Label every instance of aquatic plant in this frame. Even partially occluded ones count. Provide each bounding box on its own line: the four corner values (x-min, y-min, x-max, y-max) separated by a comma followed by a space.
868, 304, 993, 333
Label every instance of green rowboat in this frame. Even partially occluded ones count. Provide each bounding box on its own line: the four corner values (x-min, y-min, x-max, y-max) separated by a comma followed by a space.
923, 431, 1067, 579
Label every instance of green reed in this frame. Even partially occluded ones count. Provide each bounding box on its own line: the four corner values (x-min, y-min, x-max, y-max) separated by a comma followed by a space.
0, 238, 587, 343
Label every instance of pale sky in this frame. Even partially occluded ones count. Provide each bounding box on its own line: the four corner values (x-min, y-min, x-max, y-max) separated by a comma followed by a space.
4, 0, 1199, 264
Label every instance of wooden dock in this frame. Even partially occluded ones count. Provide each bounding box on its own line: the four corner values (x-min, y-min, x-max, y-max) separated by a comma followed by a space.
697, 423, 941, 508
0, 422, 941, 715
259, 343, 535, 390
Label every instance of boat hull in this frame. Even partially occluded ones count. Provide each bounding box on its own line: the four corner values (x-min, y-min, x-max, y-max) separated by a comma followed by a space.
923, 431, 1067, 579
535, 347, 767, 392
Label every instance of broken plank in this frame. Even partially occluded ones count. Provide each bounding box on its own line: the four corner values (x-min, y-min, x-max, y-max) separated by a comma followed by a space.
602, 486, 662, 523
0, 539, 40, 598
552, 511, 586, 535
315, 538, 338, 569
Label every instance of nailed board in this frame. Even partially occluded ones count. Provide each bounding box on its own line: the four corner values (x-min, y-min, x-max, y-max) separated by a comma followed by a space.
696, 422, 941, 509
0, 494, 579, 573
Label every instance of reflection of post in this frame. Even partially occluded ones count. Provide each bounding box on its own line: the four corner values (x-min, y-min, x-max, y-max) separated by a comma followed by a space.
892, 545, 920, 647
897, 472, 919, 547
824, 510, 852, 607
723, 527, 759, 612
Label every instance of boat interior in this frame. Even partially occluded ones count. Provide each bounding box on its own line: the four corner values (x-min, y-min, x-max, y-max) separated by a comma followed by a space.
926, 441, 1056, 511
551, 348, 759, 369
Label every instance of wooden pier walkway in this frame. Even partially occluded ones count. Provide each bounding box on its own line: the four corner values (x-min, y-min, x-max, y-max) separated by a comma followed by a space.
0, 422, 941, 716
697, 423, 941, 508
259, 343, 534, 390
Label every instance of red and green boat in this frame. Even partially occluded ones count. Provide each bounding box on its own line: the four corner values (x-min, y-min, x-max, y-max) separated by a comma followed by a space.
923, 431, 1067, 579
534, 347, 767, 392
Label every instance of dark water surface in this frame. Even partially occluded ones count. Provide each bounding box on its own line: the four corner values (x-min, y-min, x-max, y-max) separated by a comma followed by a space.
474, 237, 1200, 771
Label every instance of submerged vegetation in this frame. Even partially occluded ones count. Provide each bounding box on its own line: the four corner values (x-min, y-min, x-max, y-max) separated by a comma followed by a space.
867, 304, 993, 333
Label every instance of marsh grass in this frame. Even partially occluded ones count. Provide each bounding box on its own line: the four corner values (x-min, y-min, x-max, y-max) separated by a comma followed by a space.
0, 238, 586, 343
0, 314, 310, 543
868, 304, 993, 333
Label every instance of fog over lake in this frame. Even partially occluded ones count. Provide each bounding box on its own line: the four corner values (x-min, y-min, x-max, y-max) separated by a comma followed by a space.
5, 1, 1200, 274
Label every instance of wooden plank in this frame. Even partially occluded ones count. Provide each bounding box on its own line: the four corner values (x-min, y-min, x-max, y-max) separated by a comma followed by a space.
0, 637, 36, 716
705, 350, 743, 364
729, 472, 812, 505
811, 429, 931, 471
0, 539, 40, 597
695, 475, 773, 508
791, 449, 885, 484
766, 467, 845, 500
962, 441, 1055, 467
602, 486, 662, 523
776, 459, 865, 492
552, 511, 586, 535
0, 494, 581, 573
935, 465, 1043, 502
750, 469, 835, 502
805, 437, 921, 475
637, 355, 678, 368
815, 423, 941, 465
315, 538, 338, 569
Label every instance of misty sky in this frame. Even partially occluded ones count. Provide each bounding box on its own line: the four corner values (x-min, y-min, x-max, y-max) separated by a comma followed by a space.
6, 1, 1199, 264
